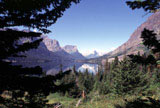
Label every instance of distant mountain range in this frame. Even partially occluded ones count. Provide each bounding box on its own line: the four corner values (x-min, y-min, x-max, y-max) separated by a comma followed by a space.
11, 12, 160, 66
85, 51, 100, 59
63, 45, 85, 60
88, 12, 160, 64
11, 35, 86, 67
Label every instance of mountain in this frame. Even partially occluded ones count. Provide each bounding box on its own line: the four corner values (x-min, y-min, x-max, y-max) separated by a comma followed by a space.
63, 45, 86, 60
43, 37, 85, 60
63, 45, 78, 53
89, 12, 160, 63
86, 51, 100, 59
43, 36, 62, 52
12, 36, 88, 75
11, 35, 86, 69
11, 37, 74, 68
43, 37, 75, 61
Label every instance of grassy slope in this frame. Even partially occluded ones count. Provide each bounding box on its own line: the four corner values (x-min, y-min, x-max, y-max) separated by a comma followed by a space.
47, 93, 125, 108
47, 83, 160, 108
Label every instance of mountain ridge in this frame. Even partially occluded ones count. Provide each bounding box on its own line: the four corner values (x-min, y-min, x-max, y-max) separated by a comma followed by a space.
86, 50, 100, 59
89, 12, 160, 63
63, 45, 86, 60
11, 35, 85, 68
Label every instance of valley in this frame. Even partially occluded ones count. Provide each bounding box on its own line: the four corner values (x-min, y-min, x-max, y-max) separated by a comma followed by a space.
1, 0, 160, 108
11, 35, 99, 75
11, 12, 160, 74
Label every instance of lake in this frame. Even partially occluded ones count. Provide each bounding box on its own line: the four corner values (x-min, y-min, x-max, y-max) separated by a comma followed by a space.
45, 62, 98, 75
12, 61, 99, 75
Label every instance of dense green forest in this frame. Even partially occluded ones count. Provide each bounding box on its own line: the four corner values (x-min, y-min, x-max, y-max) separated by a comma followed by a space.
46, 54, 160, 108
1, 0, 160, 108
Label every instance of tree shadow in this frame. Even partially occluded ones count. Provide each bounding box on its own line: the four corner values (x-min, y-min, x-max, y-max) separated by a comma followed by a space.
115, 97, 160, 108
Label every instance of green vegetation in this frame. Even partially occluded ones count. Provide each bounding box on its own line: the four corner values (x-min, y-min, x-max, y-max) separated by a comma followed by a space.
45, 55, 160, 108
1, 0, 160, 107
47, 93, 77, 107
0, 0, 80, 107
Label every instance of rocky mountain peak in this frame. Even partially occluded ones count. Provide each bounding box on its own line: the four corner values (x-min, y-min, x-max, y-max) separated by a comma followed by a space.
43, 37, 62, 52
63, 45, 86, 60
89, 12, 160, 63
63, 45, 78, 54
93, 50, 98, 55
86, 50, 100, 59
108, 12, 160, 59
42, 37, 85, 60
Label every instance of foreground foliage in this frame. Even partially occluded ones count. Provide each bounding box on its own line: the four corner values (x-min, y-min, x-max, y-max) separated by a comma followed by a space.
0, 0, 80, 107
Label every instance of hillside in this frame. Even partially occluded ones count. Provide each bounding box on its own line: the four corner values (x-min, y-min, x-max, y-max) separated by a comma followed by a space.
85, 50, 100, 59
88, 12, 160, 63
10, 35, 86, 68
63, 45, 86, 60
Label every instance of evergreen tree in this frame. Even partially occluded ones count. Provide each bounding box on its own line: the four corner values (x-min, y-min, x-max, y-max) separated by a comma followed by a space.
152, 68, 160, 83
93, 65, 104, 93
58, 69, 80, 98
114, 56, 119, 66
59, 64, 63, 74
127, 1, 160, 66
0, 0, 80, 107
72, 65, 78, 76
126, 0, 160, 13
104, 58, 110, 75
78, 69, 94, 94
111, 57, 149, 96
108, 56, 119, 84
95, 58, 112, 94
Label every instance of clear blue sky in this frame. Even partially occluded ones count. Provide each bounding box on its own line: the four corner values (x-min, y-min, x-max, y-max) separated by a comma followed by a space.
48, 0, 151, 55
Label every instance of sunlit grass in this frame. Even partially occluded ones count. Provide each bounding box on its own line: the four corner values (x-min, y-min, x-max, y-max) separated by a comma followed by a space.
47, 93, 78, 108
47, 93, 126, 108
47, 83, 160, 108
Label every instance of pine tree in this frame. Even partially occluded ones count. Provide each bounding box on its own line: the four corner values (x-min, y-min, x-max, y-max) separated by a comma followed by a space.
0, 0, 80, 107
93, 65, 104, 93
111, 57, 149, 96
81, 69, 94, 94
126, 0, 160, 13
104, 58, 110, 75
127, 1, 160, 67
108, 56, 119, 84
152, 68, 160, 83
58, 69, 80, 98
114, 56, 119, 66
72, 65, 78, 76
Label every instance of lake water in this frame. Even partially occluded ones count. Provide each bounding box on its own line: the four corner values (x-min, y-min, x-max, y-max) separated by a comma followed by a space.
12, 61, 98, 75
77, 64, 98, 73
46, 62, 98, 75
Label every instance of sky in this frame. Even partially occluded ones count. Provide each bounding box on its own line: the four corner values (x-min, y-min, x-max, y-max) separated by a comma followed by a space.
47, 0, 151, 56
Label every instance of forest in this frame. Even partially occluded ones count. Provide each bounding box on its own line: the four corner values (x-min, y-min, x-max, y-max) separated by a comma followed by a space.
1, 0, 160, 108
